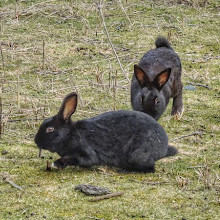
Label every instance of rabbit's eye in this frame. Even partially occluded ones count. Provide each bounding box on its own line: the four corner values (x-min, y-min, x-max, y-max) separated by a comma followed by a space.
46, 127, 54, 133
155, 98, 160, 105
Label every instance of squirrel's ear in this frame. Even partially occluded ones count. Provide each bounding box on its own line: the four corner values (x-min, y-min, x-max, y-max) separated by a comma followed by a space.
57, 92, 77, 121
134, 65, 151, 88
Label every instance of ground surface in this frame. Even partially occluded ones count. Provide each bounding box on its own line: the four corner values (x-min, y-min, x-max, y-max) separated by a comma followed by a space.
0, 0, 219, 219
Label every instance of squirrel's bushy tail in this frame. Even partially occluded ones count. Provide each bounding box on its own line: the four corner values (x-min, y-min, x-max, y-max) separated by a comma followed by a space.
155, 37, 173, 50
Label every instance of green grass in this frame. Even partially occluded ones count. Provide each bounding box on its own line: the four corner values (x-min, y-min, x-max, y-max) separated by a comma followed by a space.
0, 0, 219, 219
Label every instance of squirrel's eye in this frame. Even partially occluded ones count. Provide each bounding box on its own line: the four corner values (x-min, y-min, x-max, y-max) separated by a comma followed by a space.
155, 98, 160, 105
46, 127, 54, 133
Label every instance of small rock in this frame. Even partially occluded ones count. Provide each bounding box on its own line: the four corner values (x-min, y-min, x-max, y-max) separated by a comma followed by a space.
75, 184, 111, 196
184, 85, 196, 91
1, 150, 8, 155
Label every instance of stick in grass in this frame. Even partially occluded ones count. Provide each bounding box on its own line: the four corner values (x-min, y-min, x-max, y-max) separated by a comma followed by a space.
129, 179, 168, 185
4, 178, 24, 191
0, 86, 2, 137
170, 130, 204, 141
15, 0, 19, 21
0, 44, 5, 137
89, 192, 124, 202
17, 75, 20, 108
97, 3, 130, 83
113, 70, 117, 110
186, 81, 212, 90
42, 40, 45, 70
117, 0, 132, 26
0, 45, 5, 80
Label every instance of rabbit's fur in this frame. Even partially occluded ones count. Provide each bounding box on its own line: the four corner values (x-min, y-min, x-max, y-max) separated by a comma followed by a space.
131, 36, 184, 120
35, 92, 178, 172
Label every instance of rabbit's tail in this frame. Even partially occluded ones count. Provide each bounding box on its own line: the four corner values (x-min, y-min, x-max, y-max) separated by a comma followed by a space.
155, 37, 173, 50
166, 145, 178, 157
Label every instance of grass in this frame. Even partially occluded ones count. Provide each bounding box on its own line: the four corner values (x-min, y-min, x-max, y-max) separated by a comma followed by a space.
0, 0, 219, 219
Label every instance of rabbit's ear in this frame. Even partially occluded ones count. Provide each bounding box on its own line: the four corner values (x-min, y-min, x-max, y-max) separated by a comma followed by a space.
153, 68, 171, 90
58, 92, 77, 121
134, 65, 151, 88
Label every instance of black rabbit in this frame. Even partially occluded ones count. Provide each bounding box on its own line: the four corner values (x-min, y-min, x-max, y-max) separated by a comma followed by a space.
35, 92, 178, 172
131, 36, 184, 120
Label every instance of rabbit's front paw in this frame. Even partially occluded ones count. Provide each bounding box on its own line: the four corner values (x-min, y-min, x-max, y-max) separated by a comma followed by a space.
172, 106, 184, 120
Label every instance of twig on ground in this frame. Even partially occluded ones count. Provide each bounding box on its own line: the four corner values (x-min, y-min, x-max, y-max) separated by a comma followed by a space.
0, 44, 5, 137
129, 179, 168, 185
113, 71, 117, 110
0, 45, 6, 79
17, 76, 20, 108
86, 216, 105, 220
6, 118, 44, 122
42, 40, 45, 70
170, 130, 204, 141
117, 0, 132, 26
0, 87, 2, 137
15, 0, 19, 21
89, 192, 124, 202
195, 165, 213, 189
187, 165, 207, 169
97, 3, 130, 83
186, 81, 212, 90
3, 178, 24, 191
